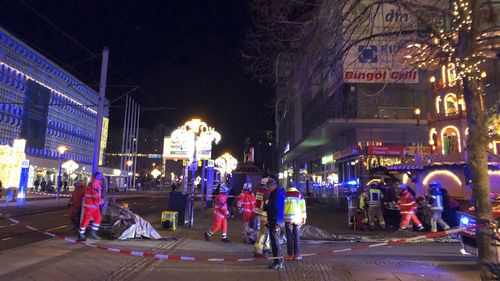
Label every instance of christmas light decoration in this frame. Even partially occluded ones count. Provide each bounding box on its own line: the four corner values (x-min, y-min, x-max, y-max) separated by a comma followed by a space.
423, 170, 462, 186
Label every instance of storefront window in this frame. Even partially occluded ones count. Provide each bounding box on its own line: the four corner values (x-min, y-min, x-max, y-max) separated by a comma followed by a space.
444, 93, 458, 116
441, 126, 461, 155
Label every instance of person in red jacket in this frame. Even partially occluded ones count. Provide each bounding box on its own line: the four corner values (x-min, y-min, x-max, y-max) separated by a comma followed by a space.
205, 184, 230, 242
68, 180, 85, 229
78, 172, 104, 241
237, 183, 256, 224
398, 184, 424, 231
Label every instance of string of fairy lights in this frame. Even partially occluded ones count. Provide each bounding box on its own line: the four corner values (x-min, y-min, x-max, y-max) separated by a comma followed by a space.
410, 0, 487, 86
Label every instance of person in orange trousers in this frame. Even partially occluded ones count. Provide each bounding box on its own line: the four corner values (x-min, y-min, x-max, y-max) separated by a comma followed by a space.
398, 184, 424, 231
78, 172, 104, 241
205, 184, 230, 242
68, 180, 85, 229
237, 183, 256, 223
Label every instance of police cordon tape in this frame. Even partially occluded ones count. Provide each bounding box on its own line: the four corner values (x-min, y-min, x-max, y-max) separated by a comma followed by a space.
0, 212, 481, 262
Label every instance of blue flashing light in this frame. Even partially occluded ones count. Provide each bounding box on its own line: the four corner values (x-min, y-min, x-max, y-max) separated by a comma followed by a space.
460, 216, 470, 226
347, 180, 357, 186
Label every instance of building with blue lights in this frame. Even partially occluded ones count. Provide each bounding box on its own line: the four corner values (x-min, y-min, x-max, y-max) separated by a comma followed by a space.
0, 26, 109, 187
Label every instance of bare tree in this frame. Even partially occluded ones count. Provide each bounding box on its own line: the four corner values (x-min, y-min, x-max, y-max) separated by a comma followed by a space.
245, 0, 499, 278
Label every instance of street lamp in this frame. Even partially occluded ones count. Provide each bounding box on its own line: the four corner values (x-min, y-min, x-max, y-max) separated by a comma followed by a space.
126, 160, 133, 191
414, 108, 421, 126
215, 153, 238, 178
172, 118, 221, 227
56, 145, 68, 201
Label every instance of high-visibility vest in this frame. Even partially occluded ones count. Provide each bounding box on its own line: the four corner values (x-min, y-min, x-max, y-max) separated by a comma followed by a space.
254, 187, 269, 217
214, 194, 228, 219
83, 179, 102, 209
368, 188, 382, 206
284, 187, 306, 224
398, 190, 416, 214
430, 194, 443, 211
237, 191, 256, 214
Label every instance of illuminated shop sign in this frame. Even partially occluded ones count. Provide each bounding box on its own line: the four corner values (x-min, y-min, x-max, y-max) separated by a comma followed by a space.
405, 146, 431, 156
369, 156, 402, 169
321, 154, 334, 164
368, 145, 404, 156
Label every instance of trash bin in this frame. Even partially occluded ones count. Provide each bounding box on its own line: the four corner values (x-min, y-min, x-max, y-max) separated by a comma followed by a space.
161, 211, 178, 230
168, 192, 188, 226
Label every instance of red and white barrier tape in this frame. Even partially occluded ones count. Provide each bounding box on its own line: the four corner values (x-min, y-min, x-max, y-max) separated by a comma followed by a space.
0, 213, 481, 263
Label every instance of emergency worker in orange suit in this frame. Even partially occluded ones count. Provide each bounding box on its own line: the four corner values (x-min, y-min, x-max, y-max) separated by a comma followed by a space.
237, 183, 256, 223
398, 184, 424, 231
78, 172, 104, 241
68, 180, 85, 229
205, 184, 230, 242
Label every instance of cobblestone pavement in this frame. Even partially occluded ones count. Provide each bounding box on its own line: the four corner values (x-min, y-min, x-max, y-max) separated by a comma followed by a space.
0, 197, 480, 281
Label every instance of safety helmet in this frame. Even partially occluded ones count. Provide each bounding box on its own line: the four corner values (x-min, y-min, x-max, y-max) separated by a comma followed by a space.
429, 181, 442, 188
243, 183, 252, 190
74, 180, 84, 188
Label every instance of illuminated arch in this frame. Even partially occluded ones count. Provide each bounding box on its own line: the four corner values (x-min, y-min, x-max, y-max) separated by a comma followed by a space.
429, 128, 437, 145
366, 179, 381, 186
444, 93, 458, 115
441, 126, 461, 154
423, 170, 462, 186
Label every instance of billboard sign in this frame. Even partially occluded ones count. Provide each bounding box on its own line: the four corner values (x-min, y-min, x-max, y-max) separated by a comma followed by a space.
163, 136, 213, 160
343, 2, 418, 83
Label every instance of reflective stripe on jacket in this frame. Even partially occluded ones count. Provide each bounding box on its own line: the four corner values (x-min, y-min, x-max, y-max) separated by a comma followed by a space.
83, 179, 102, 210
284, 187, 306, 224
237, 191, 256, 215
214, 194, 228, 218
429, 194, 443, 211
398, 190, 416, 214
368, 188, 382, 206
254, 187, 269, 217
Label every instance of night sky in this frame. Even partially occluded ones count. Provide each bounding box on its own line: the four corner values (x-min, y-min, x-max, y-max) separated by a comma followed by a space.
0, 0, 274, 157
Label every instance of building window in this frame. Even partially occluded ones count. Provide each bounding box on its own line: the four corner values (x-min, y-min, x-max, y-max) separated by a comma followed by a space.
444, 93, 458, 116
441, 126, 461, 155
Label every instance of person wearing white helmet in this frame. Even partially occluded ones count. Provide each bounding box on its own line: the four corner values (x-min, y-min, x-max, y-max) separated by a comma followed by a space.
428, 182, 450, 232
205, 184, 230, 242
238, 183, 256, 223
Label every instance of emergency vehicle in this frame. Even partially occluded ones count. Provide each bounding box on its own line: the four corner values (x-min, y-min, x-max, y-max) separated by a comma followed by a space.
459, 194, 500, 259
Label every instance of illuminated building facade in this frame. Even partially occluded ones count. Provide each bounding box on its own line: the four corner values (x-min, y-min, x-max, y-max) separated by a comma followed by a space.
0, 27, 109, 187
387, 62, 500, 199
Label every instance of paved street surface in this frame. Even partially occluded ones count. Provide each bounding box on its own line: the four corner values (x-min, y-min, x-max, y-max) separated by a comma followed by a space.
0, 195, 479, 281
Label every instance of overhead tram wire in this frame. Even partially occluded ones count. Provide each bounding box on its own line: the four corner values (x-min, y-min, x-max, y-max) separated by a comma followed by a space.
16, 0, 175, 115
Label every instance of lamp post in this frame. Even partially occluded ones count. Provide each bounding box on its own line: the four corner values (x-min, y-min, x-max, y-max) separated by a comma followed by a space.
56, 145, 68, 201
215, 153, 238, 181
126, 160, 133, 191
172, 119, 220, 227
414, 108, 421, 126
